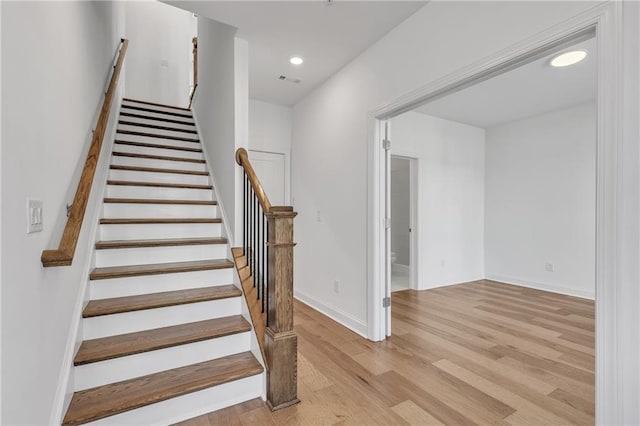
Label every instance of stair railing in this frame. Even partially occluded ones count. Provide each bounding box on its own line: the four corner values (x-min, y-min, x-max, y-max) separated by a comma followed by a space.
234, 147, 299, 410
188, 37, 198, 109
41, 38, 129, 267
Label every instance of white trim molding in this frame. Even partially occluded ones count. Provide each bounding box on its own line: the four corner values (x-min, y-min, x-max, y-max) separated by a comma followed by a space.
485, 274, 595, 301
367, 2, 639, 424
294, 291, 368, 339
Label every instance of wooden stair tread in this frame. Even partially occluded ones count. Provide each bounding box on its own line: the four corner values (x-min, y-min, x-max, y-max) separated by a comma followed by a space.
117, 129, 199, 143
110, 164, 208, 176
95, 237, 227, 249
112, 151, 205, 164
120, 104, 193, 119
90, 258, 234, 280
120, 111, 196, 126
103, 197, 217, 205
107, 180, 212, 190
119, 120, 198, 134
83, 285, 241, 317
74, 316, 250, 365
123, 97, 191, 111
100, 218, 222, 224
114, 140, 202, 153
63, 352, 262, 425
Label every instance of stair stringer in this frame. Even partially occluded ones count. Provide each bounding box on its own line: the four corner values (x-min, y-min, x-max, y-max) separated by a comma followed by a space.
50, 98, 125, 425
191, 111, 268, 400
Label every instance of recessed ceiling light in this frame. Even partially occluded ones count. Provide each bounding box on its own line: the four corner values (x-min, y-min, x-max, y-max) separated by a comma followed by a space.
289, 56, 304, 65
550, 50, 587, 67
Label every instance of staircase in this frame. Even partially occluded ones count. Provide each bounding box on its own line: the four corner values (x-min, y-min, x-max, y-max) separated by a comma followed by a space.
62, 98, 264, 425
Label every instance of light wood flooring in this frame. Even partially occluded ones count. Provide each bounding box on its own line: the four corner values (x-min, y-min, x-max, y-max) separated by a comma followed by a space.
179, 280, 595, 425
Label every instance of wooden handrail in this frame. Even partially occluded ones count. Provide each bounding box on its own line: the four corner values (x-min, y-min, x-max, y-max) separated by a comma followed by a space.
235, 148, 272, 212
188, 37, 198, 109
41, 38, 129, 267
234, 147, 298, 411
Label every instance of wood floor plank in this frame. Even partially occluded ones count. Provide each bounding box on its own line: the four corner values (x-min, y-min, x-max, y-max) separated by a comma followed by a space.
100, 218, 221, 225
114, 139, 202, 153
107, 180, 212, 190
90, 259, 233, 280
63, 352, 262, 425
74, 315, 250, 365
83, 285, 241, 317
110, 164, 208, 176
178, 281, 594, 426
95, 237, 226, 250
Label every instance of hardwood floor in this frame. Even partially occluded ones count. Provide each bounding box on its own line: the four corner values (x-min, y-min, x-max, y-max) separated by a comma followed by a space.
178, 280, 594, 425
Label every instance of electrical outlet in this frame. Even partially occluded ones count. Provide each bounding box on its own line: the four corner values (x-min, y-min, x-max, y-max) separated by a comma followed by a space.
545, 262, 555, 272
333, 280, 340, 293
27, 199, 43, 233
160, 59, 169, 67
316, 210, 322, 223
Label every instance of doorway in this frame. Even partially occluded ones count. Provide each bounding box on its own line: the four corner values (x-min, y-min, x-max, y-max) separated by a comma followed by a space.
390, 156, 417, 293
247, 150, 286, 205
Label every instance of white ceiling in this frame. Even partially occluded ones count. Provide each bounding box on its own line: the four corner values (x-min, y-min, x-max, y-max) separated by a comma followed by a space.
415, 37, 597, 129
167, 1, 426, 105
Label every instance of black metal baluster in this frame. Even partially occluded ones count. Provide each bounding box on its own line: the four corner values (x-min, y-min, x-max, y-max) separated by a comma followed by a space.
262, 214, 267, 314
243, 172, 247, 256
253, 194, 258, 289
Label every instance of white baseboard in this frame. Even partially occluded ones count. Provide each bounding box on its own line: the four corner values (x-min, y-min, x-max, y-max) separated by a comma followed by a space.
294, 291, 368, 338
391, 263, 409, 275
485, 274, 595, 300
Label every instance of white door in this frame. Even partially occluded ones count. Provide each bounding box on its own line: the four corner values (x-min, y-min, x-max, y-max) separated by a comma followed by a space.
248, 150, 286, 205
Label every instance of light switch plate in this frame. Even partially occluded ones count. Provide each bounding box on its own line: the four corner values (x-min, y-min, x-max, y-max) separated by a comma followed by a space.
27, 199, 43, 233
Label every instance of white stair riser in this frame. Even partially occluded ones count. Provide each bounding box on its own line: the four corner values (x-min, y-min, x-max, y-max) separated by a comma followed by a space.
99, 223, 222, 240
106, 185, 213, 201
86, 373, 263, 426
74, 332, 251, 391
111, 155, 207, 172
103, 203, 217, 219
118, 124, 198, 141
113, 143, 204, 160
116, 132, 200, 149
95, 244, 227, 267
120, 115, 196, 131
83, 298, 241, 339
122, 101, 193, 117
109, 169, 209, 186
90, 268, 234, 299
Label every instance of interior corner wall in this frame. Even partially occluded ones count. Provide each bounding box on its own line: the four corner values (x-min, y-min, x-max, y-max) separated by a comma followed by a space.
191, 17, 239, 242
124, 1, 195, 108
248, 99, 293, 204
1, 2, 125, 424
391, 112, 486, 289
291, 1, 596, 334
485, 102, 597, 299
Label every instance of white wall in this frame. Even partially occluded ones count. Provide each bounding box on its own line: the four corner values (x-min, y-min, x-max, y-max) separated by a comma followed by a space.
391, 112, 486, 289
390, 157, 410, 267
291, 1, 597, 336
192, 17, 242, 243
1, 2, 125, 423
485, 103, 596, 299
125, 1, 195, 108
248, 99, 292, 204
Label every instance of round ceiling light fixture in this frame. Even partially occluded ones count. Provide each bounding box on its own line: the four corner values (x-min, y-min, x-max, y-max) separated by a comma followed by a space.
550, 50, 587, 67
289, 56, 304, 65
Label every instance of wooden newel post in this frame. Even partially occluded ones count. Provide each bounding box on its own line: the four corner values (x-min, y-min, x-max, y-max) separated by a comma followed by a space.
265, 206, 299, 410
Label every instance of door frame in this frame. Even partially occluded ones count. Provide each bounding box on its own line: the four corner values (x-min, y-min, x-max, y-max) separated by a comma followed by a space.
247, 149, 289, 205
365, 3, 638, 424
